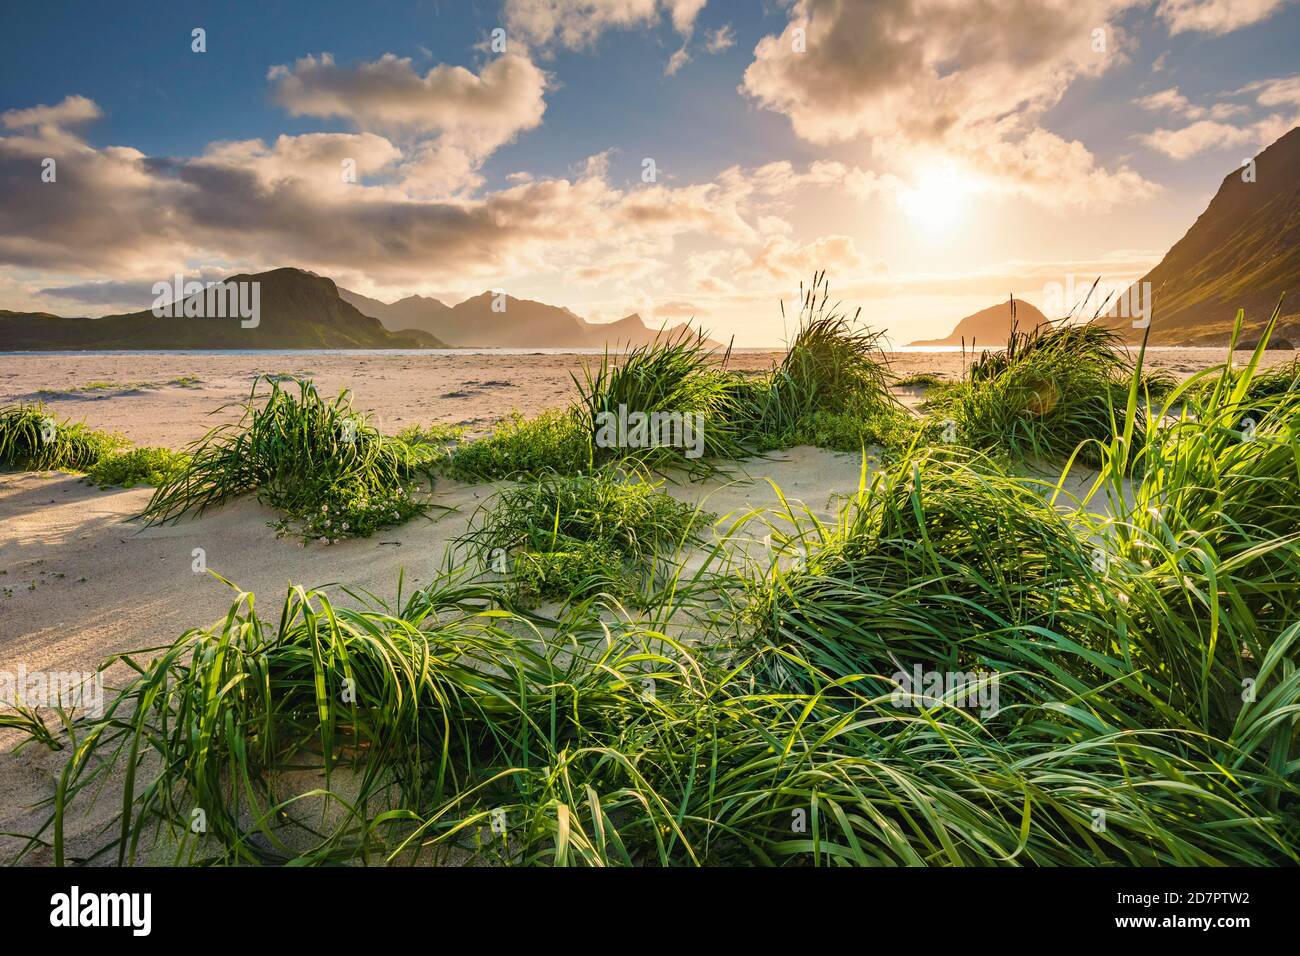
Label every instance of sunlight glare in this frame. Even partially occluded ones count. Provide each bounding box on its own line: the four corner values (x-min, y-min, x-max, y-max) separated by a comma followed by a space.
898, 167, 975, 232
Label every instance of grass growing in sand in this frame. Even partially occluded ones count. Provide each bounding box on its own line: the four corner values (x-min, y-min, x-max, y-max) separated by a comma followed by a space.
142, 376, 441, 542
929, 323, 1171, 464
0, 403, 126, 472
446, 409, 590, 481
10, 291, 1300, 868
893, 372, 949, 388
85, 447, 191, 489
742, 276, 915, 452
460, 469, 713, 606
449, 274, 915, 479
578, 332, 752, 466
34, 377, 204, 397
1076, 312, 1300, 737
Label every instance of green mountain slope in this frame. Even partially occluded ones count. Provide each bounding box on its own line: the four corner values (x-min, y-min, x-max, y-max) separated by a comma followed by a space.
1, 268, 446, 350
1104, 126, 1300, 345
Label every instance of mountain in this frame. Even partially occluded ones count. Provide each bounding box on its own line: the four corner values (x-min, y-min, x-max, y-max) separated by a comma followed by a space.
342, 285, 713, 348
1103, 126, 1300, 345
908, 298, 1048, 347
338, 288, 453, 339
0, 268, 446, 350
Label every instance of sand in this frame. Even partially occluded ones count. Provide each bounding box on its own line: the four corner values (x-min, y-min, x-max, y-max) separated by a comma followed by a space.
0, 345, 1291, 862
0, 446, 866, 863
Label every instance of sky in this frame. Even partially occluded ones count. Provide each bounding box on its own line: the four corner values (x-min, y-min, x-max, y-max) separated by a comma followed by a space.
1, 0, 1298, 345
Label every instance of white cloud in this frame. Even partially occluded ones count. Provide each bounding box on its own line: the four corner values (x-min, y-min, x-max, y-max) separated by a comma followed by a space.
740, 0, 1156, 211
268, 52, 548, 198
269, 52, 546, 141
733, 235, 876, 283
705, 24, 735, 53
2, 95, 102, 130
1137, 75, 1300, 158
503, 0, 705, 51
1140, 119, 1261, 159
1155, 0, 1294, 35
1238, 75, 1300, 108
1137, 87, 1195, 114
665, 45, 691, 76
0, 97, 892, 304
1136, 86, 1250, 120
664, 19, 736, 75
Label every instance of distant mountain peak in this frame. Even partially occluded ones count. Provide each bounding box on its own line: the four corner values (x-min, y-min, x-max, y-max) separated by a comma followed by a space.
908, 298, 1048, 347
1, 266, 446, 351
340, 285, 711, 349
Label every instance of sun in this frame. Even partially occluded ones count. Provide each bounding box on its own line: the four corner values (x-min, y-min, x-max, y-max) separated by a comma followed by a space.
898, 166, 976, 231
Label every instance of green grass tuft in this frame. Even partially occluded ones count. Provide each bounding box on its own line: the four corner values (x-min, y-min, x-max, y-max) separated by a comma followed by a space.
930, 323, 1164, 464
745, 273, 914, 453
577, 331, 751, 467
85, 447, 191, 488
446, 409, 590, 481
461, 469, 713, 606
0, 403, 126, 472
893, 372, 948, 388
141, 377, 438, 541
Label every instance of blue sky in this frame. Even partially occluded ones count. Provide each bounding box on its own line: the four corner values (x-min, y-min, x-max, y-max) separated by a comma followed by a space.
0, 2, 798, 185
1, 0, 1297, 343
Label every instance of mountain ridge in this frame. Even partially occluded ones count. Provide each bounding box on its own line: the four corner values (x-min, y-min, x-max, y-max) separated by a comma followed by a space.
0, 268, 716, 351
0, 268, 445, 351
339, 285, 714, 349
908, 298, 1049, 347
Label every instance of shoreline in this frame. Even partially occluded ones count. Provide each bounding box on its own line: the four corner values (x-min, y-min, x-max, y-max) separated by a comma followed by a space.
3, 347, 1293, 448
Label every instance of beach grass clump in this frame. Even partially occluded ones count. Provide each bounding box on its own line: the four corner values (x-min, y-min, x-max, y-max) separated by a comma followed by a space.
1243, 357, 1300, 401
763, 277, 891, 418
22, 579, 568, 864
515, 664, 1299, 866
1083, 324, 1300, 738
85, 446, 190, 489
22, 572, 1300, 866
22, 574, 710, 865
396, 421, 467, 450
462, 469, 713, 605
577, 331, 751, 467
743, 446, 1115, 704
1187, 356, 1299, 410
749, 406, 918, 453
446, 409, 590, 481
931, 323, 1154, 464
744, 275, 913, 452
0, 403, 126, 472
141, 377, 437, 540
